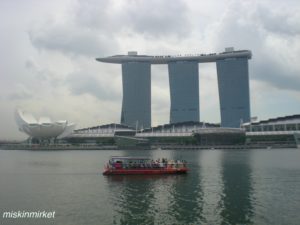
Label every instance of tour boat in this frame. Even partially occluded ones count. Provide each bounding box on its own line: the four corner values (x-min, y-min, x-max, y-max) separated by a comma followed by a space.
103, 156, 188, 175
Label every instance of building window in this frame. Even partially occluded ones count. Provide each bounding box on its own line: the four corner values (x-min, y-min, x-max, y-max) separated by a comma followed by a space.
275, 124, 284, 131
286, 124, 297, 131
265, 125, 274, 131
252, 125, 262, 132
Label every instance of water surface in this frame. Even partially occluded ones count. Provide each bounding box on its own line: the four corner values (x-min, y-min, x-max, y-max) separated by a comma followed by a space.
0, 149, 300, 225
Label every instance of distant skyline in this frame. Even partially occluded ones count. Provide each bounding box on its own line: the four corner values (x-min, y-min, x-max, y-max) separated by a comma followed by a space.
1, 0, 300, 140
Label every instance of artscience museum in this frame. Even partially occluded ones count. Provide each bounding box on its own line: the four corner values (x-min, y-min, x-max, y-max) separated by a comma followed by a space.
15, 109, 75, 143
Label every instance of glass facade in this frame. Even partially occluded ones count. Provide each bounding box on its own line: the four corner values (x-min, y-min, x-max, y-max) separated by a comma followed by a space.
168, 61, 200, 123
243, 121, 300, 132
121, 62, 151, 129
217, 58, 251, 128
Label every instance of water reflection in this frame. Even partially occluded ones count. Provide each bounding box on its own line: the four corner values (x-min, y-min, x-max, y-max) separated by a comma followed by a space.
219, 151, 254, 225
105, 150, 205, 224
106, 150, 156, 224
105, 150, 261, 224
106, 175, 156, 224
168, 150, 204, 224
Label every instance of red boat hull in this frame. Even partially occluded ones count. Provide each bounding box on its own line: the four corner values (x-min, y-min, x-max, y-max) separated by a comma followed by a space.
103, 168, 188, 175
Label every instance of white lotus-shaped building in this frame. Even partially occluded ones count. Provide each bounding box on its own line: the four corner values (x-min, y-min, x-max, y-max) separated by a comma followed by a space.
15, 109, 75, 139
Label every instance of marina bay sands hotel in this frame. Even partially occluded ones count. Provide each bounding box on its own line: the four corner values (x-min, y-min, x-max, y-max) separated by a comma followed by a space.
96, 47, 251, 129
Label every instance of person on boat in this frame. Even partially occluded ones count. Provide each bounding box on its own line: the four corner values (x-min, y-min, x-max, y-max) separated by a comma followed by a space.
115, 161, 122, 169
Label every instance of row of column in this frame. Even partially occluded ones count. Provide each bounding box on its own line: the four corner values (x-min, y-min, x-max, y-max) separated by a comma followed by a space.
120, 58, 250, 129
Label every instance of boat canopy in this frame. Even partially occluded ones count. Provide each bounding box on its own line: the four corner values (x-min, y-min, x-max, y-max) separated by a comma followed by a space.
110, 156, 151, 161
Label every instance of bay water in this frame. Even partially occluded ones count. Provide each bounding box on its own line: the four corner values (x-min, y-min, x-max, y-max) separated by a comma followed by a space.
0, 149, 300, 225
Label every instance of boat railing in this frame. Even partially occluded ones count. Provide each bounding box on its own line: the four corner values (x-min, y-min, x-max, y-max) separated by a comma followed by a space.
106, 161, 187, 170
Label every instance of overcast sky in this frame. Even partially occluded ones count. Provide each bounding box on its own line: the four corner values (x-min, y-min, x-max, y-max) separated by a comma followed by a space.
1, 0, 300, 140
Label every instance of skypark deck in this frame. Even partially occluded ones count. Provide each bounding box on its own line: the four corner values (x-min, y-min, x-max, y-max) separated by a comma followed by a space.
96, 49, 252, 64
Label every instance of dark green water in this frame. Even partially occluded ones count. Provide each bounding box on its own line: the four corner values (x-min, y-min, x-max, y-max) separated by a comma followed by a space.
0, 149, 300, 225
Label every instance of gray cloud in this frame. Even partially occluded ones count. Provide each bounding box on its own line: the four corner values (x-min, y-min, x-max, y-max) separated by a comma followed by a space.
211, 1, 300, 92
124, 0, 190, 38
74, 0, 115, 32
7, 90, 33, 101
28, 0, 120, 57
256, 6, 300, 36
66, 72, 120, 101
1, 0, 300, 140
29, 0, 191, 57
23, 59, 64, 91
75, 0, 190, 38
253, 55, 300, 91
4, 82, 34, 101
28, 24, 118, 57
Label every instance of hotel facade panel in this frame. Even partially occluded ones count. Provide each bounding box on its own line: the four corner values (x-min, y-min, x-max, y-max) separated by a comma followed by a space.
96, 48, 251, 128
168, 61, 199, 123
217, 58, 250, 127
216, 58, 251, 127
121, 62, 151, 129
